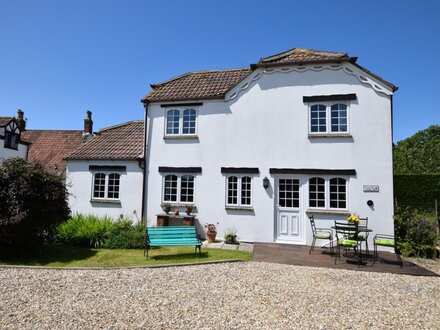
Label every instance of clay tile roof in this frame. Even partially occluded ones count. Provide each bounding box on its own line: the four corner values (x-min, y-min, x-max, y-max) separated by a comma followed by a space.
0, 117, 13, 126
143, 68, 251, 102
66, 120, 144, 161
258, 47, 350, 64
21, 130, 86, 172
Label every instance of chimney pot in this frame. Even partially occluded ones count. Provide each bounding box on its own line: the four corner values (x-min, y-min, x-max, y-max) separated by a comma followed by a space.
84, 110, 93, 135
16, 109, 26, 130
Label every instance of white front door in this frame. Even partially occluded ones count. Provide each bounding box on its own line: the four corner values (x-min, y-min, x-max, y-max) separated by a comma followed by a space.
276, 178, 304, 244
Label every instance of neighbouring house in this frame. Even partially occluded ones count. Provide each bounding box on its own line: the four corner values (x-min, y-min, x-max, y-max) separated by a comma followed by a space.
21, 111, 93, 174
141, 47, 397, 247
65, 120, 144, 222
0, 110, 29, 164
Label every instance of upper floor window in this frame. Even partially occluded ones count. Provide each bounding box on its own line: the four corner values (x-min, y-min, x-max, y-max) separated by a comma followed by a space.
309, 103, 349, 135
226, 175, 252, 207
330, 104, 348, 132
92, 172, 121, 200
309, 177, 347, 210
3, 120, 21, 149
4, 131, 19, 149
163, 174, 195, 203
165, 107, 198, 137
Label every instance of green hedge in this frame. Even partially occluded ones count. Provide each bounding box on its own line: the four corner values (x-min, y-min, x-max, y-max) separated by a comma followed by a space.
394, 174, 440, 213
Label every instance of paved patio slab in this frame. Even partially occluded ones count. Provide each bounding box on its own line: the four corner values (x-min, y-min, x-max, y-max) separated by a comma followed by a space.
253, 243, 438, 276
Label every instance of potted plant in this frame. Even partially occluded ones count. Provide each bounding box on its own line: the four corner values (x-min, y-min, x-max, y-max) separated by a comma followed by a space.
185, 204, 193, 215
205, 222, 219, 243
161, 203, 171, 214
347, 213, 360, 224
224, 228, 238, 245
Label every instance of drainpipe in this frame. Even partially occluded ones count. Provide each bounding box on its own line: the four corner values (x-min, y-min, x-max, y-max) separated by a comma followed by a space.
141, 101, 149, 225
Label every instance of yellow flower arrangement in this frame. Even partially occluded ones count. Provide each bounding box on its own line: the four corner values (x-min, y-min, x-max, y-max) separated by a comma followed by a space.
347, 213, 360, 223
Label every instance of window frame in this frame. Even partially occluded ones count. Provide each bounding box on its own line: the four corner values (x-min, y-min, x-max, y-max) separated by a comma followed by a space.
307, 176, 349, 211
225, 174, 253, 208
164, 107, 198, 137
308, 101, 350, 135
91, 171, 122, 202
161, 173, 196, 205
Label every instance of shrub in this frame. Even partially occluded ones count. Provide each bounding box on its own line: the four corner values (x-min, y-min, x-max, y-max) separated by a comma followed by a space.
0, 158, 70, 257
394, 207, 438, 258
57, 215, 145, 249
224, 228, 238, 244
57, 214, 113, 248
104, 221, 145, 249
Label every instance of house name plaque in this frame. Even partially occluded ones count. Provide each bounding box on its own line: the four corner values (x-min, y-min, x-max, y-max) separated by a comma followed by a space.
363, 185, 379, 192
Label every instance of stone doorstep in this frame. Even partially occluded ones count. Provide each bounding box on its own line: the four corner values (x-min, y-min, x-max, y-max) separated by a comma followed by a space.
203, 241, 254, 253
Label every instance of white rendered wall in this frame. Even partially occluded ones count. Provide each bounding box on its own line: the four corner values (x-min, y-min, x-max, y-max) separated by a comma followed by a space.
0, 142, 28, 164
66, 160, 143, 222
145, 63, 395, 247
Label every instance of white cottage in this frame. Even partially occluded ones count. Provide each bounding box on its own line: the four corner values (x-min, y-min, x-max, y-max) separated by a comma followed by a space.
141, 48, 397, 247
0, 110, 28, 164
66, 120, 144, 222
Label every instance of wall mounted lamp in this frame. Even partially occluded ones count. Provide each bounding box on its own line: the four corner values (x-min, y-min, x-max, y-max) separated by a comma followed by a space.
263, 177, 270, 189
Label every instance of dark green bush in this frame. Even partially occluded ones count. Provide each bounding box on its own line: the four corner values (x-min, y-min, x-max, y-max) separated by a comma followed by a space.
104, 221, 145, 249
57, 215, 145, 249
0, 158, 70, 257
394, 207, 438, 258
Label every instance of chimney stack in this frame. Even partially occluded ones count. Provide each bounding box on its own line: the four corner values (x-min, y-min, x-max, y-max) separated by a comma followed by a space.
16, 109, 26, 131
84, 110, 93, 135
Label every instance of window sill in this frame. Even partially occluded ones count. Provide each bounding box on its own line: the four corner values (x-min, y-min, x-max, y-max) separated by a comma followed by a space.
90, 199, 121, 204
225, 206, 254, 211
162, 203, 195, 207
306, 209, 350, 216
308, 133, 352, 138
163, 135, 199, 140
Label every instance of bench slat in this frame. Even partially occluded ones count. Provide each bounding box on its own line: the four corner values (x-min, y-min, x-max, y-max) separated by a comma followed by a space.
150, 242, 201, 246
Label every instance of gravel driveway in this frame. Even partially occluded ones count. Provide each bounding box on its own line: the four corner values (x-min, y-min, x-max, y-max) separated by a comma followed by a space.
1, 262, 439, 329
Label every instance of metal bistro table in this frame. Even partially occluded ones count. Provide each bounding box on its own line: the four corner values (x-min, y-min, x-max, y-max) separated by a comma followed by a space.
331, 225, 373, 261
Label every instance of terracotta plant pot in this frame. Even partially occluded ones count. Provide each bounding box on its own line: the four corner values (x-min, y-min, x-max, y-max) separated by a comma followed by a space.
206, 232, 217, 243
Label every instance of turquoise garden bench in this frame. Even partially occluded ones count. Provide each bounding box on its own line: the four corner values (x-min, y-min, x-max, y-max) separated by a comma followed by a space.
144, 226, 202, 258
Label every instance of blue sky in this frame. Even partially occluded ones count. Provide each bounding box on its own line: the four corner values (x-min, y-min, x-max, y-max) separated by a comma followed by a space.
0, 0, 438, 142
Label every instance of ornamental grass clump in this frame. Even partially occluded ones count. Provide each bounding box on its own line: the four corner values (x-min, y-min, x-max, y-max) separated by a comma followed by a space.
57, 214, 113, 248
57, 215, 145, 249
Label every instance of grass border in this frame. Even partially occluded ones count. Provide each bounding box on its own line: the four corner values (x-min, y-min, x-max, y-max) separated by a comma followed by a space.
0, 259, 247, 270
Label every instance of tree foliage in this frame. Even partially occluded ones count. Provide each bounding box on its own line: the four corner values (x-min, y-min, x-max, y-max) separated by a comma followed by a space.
393, 125, 440, 174
0, 158, 70, 257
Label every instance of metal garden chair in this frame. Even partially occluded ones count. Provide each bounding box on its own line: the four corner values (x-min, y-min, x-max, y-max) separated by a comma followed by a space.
357, 217, 370, 256
334, 221, 362, 266
309, 216, 333, 254
373, 234, 402, 267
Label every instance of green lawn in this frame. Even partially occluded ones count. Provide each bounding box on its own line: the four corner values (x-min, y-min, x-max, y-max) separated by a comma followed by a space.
0, 244, 252, 267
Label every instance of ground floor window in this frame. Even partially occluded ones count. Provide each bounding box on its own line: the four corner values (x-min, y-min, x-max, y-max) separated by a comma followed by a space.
163, 174, 195, 203
92, 172, 121, 200
226, 175, 252, 207
308, 177, 347, 209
